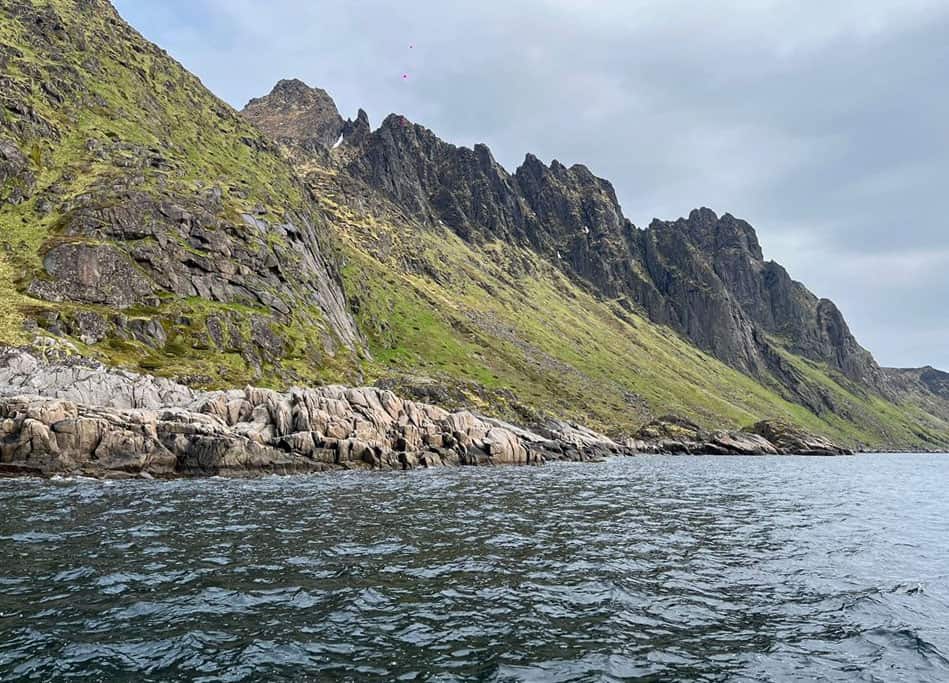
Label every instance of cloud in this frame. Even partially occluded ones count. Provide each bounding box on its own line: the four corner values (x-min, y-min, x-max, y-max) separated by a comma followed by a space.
113, 0, 949, 370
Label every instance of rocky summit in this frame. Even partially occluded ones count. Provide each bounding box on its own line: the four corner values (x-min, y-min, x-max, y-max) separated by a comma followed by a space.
240, 78, 949, 451
0, 0, 948, 470
243, 79, 346, 152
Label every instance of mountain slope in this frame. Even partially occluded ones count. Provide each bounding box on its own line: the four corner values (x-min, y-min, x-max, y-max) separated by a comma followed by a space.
333, 110, 884, 399
1, 1, 945, 451
242, 80, 949, 450
0, 0, 362, 386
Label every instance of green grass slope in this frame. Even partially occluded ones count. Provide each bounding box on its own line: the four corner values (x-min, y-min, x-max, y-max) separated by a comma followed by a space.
309, 167, 949, 449
0, 0, 359, 386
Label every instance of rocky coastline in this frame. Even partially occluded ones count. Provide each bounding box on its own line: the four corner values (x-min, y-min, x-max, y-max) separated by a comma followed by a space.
0, 346, 852, 480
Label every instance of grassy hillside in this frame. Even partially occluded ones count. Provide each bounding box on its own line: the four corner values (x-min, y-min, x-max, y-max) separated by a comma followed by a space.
0, 0, 359, 386
2, 0, 947, 450
306, 167, 949, 449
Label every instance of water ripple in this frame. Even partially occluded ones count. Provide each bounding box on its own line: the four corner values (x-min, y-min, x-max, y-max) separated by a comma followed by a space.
1, 455, 948, 681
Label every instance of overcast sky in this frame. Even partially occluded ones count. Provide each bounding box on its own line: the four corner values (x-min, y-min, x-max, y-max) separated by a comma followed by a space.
114, 0, 949, 370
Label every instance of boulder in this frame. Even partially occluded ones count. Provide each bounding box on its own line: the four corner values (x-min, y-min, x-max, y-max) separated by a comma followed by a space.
749, 420, 853, 455
708, 431, 779, 456
28, 243, 156, 308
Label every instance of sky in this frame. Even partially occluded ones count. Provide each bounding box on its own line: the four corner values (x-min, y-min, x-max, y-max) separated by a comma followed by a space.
113, 0, 949, 370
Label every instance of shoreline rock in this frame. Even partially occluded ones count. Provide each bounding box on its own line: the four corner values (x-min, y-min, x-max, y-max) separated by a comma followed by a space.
627, 415, 853, 456
0, 348, 619, 478
0, 348, 854, 479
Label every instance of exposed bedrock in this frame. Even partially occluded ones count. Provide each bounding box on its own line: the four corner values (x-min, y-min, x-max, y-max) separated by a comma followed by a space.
0, 348, 853, 478
0, 348, 619, 478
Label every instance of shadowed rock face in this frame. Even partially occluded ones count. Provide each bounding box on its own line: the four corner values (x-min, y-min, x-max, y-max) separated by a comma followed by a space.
26, 190, 359, 350
242, 85, 886, 404
638, 210, 884, 393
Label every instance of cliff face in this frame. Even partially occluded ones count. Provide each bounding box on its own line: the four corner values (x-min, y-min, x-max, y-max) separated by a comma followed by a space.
1, 1, 945, 451
635, 211, 885, 395
237, 80, 949, 449
0, 0, 361, 385
251, 81, 881, 404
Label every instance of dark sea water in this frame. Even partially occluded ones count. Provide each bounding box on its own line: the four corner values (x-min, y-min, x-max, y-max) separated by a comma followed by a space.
1, 455, 948, 682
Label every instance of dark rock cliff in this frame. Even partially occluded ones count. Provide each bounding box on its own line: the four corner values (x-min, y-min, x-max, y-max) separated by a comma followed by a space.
242, 81, 886, 402
637, 210, 884, 392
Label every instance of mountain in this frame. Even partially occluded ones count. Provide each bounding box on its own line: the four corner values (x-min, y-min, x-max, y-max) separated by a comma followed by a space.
242, 80, 949, 449
1, 0, 946, 451
0, 0, 361, 387
330, 109, 884, 404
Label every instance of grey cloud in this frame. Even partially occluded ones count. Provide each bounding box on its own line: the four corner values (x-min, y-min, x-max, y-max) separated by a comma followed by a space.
114, 0, 949, 369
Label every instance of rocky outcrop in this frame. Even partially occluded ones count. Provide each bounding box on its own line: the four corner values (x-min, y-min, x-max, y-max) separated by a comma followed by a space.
26, 190, 359, 349
0, 346, 195, 409
0, 390, 555, 478
627, 415, 775, 455
0, 348, 617, 478
626, 415, 850, 456
0, 349, 857, 478
27, 242, 156, 307
341, 109, 372, 149
0, 138, 35, 205
243, 79, 346, 150
748, 420, 854, 456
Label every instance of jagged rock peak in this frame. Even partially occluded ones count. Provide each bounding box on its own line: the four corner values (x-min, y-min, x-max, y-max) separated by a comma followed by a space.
514, 153, 624, 214
519, 152, 546, 171
691, 206, 719, 222
251, 78, 335, 108
340, 108, 371, 147
243, 79, 344, 148
652, 207, 764, 262
378, 113, 436, 138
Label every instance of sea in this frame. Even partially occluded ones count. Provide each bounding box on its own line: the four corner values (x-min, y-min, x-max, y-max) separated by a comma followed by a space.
1, 454, 947, 681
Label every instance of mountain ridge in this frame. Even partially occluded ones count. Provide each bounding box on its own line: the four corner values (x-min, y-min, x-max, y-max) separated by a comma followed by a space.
243, 79, 888, 407
1, 1, 946, 451
238, 77, 949, 447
